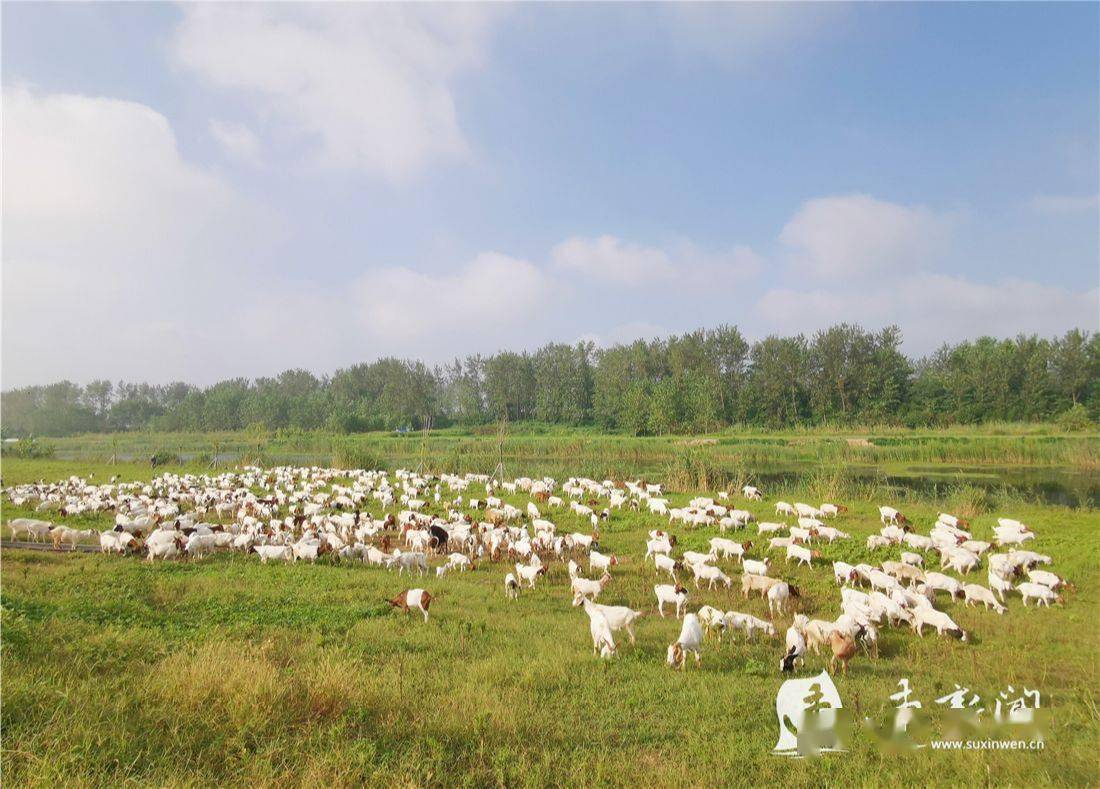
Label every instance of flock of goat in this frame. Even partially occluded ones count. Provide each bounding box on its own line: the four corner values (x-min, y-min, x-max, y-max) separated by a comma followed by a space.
4, 467, 1070, 675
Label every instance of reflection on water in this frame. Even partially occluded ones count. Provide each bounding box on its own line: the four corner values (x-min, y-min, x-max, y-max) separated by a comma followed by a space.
748, 467, 1097, 509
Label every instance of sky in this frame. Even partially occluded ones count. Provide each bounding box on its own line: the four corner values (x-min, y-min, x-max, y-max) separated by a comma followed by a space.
2, 2, 1098, 389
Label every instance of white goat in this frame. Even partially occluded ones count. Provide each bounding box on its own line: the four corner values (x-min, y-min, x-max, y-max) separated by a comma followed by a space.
667, 613, 703, 669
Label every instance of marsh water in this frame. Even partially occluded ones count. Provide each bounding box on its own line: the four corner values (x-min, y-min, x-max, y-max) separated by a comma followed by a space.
747, 465, 1097, 509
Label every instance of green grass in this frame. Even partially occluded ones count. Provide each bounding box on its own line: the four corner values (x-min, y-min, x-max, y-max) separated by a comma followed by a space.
2, 457, 1098, 786
31, 423, 1100, 471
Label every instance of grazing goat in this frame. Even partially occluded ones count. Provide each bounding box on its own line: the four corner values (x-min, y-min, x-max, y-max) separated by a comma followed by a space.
1016, 582, 1062, 607
655, 584, 689, 618
653, 553, 682, 580
878, 506, 909, 526
254, 544, 293, 563
391, 550, 427, 575
667, 613, 703, 669
911, 608, 967, 641
100, 530, 136, 555
51, 526, 94, 550
828, 630, 859, 675
581, 601, 616, 659
937, 513, 969, 529
446, 553, 472, 572
571, 573, 611, 606
742, 573, 782, 599
781, 617, 807, 672
1009, 550, 1052, 568
710, 537, 751, 561
589, 550, 619, 573
833, 561, 858, 585
10, 519, 53, 542
785, 544, 820, 567
1027, 569, 1068, 591
803, 619, 838, 655
146, 536, 184, 562
697, 605, 726, 638
682, 550, 712, 567
186, 533, 218, 558
386, 588, 432, 622
587, 600, 644, 645
882, 561, 926, 586
515, 562, 547, 589
691, 563, 732, 590
644, 538, 673, 560
742, 558, 770, 576
994, 525, 1034, 546
504, 572, 520, 599
924, 571, 965, 600
814, 526, 848, 543
767, 582, 799, 616
963, 584, 1007, 614
727, 612, 777, 641
942, 548, 980, 575
988, 570, 1014, 602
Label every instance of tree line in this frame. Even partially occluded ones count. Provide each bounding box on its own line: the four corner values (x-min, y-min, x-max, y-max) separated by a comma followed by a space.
3, 325, 1098, 437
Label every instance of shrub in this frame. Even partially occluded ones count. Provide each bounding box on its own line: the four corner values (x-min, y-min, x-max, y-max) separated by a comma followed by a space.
331, 443, 383, 471
0, 438, 55, 459
1058, 404, 1093, 432
150, 450, 180, 467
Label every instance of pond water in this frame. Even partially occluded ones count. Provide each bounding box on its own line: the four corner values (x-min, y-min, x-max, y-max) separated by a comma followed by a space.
747, 466, 1097, 509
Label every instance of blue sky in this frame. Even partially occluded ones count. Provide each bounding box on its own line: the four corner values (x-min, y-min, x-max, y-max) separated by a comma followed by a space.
3, 2, 1097, 387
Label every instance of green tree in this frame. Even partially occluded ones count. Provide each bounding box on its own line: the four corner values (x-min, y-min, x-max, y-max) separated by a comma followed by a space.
1051, 329, 1097, 407
746, 335, 809, 426
648, 377, 681, 436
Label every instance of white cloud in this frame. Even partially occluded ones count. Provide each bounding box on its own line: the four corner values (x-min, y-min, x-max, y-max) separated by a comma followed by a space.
755, 274, 1099, 354
209, 119, 262, 166
668, 240, 764, 282
3, 86, 248, 262
350, 252, 554, 347
172, 4, 500, 181
230, 252, 562, 375
1, 86, 558, 386
551, 235, 675, 284
551, 235, 762, 286
0, 86, 569, 386
779, 194, 951, 278
5, 95, 1091, 395
2, 86, 275, 388
1029, 193, 1100, 215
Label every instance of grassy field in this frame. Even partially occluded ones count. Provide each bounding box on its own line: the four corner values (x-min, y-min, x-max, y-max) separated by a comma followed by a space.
32, 422, 1100, 472
2, 455, 1098, 786
19, 425, 1100, 512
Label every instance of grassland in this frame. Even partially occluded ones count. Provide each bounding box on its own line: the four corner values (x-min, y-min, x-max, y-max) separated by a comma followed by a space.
2, 452, 1098, 786
24, 423, 1100, 512
35, 422, 1100, 471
